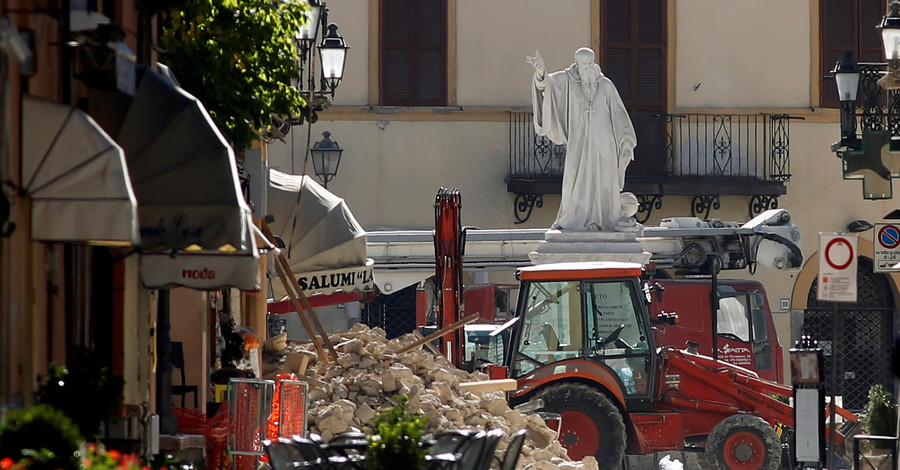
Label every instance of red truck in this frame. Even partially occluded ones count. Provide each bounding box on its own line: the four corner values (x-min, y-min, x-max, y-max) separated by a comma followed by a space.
647, 278, 784, 384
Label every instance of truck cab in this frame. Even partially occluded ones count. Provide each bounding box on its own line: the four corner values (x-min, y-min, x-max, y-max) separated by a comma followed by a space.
647, 278, 784, 383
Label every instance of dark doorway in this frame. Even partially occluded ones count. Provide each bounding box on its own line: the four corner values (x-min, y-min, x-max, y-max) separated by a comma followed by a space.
804, 257, 897, 411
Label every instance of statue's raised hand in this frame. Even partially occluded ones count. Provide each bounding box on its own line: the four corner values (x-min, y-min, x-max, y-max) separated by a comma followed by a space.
526, 50, 545, 77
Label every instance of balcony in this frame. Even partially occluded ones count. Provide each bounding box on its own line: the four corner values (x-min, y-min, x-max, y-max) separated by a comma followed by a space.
507, 111, 801, 223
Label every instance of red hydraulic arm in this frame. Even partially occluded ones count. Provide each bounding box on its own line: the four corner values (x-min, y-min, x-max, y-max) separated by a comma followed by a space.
433, 188, 466, 365
660, 348, 859, 448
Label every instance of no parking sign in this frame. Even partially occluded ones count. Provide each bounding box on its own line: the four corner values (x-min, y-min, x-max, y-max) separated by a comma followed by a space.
817, 233, 858, 302
874, 223, 900, 272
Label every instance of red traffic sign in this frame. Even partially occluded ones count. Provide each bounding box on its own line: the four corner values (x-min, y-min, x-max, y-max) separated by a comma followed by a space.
818, 233, 858, 302
824, 237, 854, 270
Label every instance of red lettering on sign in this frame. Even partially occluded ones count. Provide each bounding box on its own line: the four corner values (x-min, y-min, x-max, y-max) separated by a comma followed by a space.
182, 268, 217, 280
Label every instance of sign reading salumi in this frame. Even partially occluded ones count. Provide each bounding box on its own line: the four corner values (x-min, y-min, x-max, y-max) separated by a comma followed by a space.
296, 264, 375, 295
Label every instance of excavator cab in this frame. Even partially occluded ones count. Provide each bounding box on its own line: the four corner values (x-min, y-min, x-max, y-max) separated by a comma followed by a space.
508, 268, 656, 402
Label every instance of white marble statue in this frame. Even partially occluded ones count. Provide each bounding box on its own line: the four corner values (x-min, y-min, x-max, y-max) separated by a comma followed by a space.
528, 47, 637, 231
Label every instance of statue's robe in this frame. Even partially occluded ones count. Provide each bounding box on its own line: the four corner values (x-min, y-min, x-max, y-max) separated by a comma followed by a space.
533, 64, 637, 231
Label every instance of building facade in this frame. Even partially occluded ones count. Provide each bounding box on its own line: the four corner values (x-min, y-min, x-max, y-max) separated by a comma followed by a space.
265, 0, 900, 407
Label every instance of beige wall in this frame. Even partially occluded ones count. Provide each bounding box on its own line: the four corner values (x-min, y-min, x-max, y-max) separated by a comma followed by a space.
331, 0, 369, 104
456, 1, 590, 106
170, 288, 210, 407
674, 0, 812, 109
268, 119, 563, 230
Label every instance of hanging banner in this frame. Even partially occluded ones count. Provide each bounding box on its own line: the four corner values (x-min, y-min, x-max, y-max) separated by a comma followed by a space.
817, 233, 858, 302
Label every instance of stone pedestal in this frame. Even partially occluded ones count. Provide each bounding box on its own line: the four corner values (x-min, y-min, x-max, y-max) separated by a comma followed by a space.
529, 229, 651, 265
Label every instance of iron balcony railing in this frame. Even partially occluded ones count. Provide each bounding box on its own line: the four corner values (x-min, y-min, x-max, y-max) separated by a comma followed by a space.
508, 111, 796, 186
857, 62, 900, 135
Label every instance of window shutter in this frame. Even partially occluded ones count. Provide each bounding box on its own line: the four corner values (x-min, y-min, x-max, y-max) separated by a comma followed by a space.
821, 0, 858, 108
381, 0, 446, 106
820, 0, 884, 108
601, 0, 666, 175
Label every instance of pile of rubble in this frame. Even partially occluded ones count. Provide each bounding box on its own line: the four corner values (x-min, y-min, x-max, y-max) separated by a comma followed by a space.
270, 323, 599, 470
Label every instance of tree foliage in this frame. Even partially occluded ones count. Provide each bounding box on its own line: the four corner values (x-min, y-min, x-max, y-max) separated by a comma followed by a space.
158, 0, 308, 151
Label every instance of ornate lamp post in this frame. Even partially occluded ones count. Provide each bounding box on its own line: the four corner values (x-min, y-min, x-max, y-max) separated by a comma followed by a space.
832, 1, 900, 199
833, 51, 860, 149
310, 131, 343, 188
294, 2, 349, 123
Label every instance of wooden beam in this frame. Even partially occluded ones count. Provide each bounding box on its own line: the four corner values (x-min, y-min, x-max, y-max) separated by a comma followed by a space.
260, 220, 338, 362
398, 313, 480, 354
271, 258, 329, 364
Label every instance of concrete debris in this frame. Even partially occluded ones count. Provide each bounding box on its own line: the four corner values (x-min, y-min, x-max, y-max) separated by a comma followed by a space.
266, 323, 599, 469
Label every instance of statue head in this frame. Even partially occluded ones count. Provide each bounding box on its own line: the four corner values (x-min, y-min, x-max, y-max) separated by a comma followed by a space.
574, 47, 601, 84
574, 47, 595, 65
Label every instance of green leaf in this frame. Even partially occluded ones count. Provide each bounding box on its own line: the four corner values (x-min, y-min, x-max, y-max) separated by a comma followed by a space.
159, 0, 309, 151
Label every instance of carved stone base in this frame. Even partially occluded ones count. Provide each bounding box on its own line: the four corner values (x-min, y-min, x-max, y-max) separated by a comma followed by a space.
529, 229, 652, 265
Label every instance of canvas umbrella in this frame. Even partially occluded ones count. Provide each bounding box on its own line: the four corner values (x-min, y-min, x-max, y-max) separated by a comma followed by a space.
114, 68, 259, 290
266, 169, 373, 301
21, 95, 139, 245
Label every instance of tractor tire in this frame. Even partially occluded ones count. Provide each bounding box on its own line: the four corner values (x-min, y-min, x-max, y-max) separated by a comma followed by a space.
705, 414, 782, 470
538, 383, 626, 469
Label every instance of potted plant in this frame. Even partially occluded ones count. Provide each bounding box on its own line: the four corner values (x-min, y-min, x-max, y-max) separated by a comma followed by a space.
858, 383, 898, 469
365, 396, 428, 470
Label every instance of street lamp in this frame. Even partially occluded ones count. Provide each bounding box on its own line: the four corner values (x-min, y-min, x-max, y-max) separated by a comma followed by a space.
318, 23, 348, 99
833, 50, 860, 148
310, 131, 343, 188
294, 2, 349, 124
879, 0, 900, 89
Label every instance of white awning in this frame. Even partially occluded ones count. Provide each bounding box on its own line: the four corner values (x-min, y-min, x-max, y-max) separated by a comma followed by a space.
113, 68, 259, 290
21, 96, 139, 245
266, 169, 373, 299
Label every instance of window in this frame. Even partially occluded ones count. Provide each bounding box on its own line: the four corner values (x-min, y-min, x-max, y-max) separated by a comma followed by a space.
511, 278, 651, 396
380, 0, 447, 106
515, 280, 583, 374
717, 297, 751, 343
600, 0, 667, 175
820, 0, 884, 108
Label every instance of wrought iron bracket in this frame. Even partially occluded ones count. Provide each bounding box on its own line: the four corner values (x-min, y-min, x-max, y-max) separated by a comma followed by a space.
691, 195, 720, 219
513, 193, 544, 224
635, 194, 663, 224
749, 195, 779, 218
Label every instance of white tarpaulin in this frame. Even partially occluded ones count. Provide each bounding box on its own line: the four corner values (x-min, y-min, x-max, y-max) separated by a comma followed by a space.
115, 68, 259, 290
266, 169, 373, 299
22, 95, 139, 245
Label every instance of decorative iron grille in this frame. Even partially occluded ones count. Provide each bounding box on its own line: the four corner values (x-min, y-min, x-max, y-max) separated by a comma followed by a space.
361, 283, 418, 339
804, 258, 897, 411
507, 111, 796, 182
801, 308, 895, 411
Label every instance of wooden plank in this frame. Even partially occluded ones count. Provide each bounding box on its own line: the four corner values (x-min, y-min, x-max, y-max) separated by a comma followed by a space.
398, 313, 480, 354
262, 219, 337, 363
412, 330, 442, 356
257, 221, 330, 364
272, 250, 338, 361
297, 373, 329, 390
459, 379, 518, 393
271, 257, 329, 364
